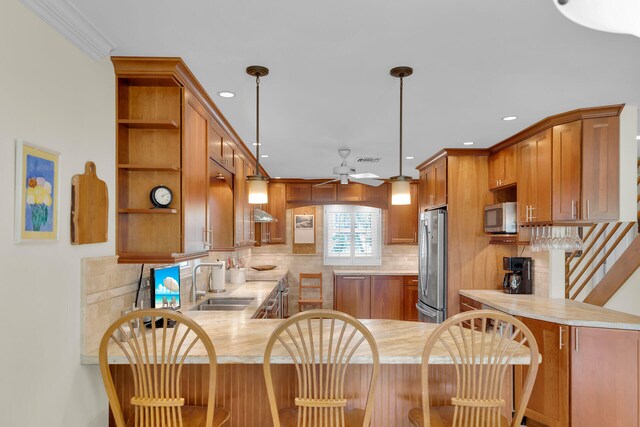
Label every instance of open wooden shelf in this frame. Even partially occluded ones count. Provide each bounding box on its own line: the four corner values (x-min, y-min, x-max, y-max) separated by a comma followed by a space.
117, 164, 180, 171
118, 208, 178, 214
117, 119, 180, 129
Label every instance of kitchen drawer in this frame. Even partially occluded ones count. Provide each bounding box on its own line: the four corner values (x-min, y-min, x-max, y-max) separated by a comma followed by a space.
460, 295, 482, 312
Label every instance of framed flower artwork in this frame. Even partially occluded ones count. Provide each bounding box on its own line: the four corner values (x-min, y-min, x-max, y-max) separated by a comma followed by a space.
14, 140, 60, 242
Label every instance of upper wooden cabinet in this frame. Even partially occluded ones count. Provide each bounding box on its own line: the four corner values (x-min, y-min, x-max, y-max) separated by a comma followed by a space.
518, 129, 552, 224
311, 183, 337, 202
266, 183, 286, 244
113, 58, 210, 263
421, 156, 447, 209
552, 121, 582, 221
581, 116, 620, 221
337, 183, 363, 202
386, 182, 418, 245
182, 91, 210, 254
286, 183, 312, 202
488, 144, 517, 189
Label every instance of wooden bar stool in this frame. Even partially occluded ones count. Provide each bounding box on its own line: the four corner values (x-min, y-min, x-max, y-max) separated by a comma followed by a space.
298, 273, 323, 311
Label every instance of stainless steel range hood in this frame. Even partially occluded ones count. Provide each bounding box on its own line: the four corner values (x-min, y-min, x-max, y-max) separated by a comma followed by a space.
254, 208, 278, 223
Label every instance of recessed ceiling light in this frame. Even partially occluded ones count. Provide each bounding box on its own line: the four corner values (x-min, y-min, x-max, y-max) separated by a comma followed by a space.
636, 135, 640, 140
405, 156, 414, 160
274, 176, 281, 179
252, 142, 262, 146
217, 91, 235, 98
463, 141, 475, 146
502, 115, 518, 121
260, 154, 269, 158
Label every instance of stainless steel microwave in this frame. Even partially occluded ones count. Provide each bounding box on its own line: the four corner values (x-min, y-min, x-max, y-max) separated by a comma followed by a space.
484, 202, 517, 234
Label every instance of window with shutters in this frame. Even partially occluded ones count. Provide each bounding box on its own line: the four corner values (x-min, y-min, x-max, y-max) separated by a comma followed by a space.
324, 205, 382, 266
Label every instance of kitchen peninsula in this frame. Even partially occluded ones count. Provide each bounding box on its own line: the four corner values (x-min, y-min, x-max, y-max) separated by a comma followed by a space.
86, 278, 531, 427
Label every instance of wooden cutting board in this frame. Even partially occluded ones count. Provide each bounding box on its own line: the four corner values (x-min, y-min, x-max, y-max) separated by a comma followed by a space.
71, 161, 108, 245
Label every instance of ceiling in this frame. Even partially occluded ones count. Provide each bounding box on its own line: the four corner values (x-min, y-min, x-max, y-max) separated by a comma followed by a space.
70, 0, 640, 179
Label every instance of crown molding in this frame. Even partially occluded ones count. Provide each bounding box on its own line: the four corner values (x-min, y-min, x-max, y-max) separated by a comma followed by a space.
21, 0, 115, 60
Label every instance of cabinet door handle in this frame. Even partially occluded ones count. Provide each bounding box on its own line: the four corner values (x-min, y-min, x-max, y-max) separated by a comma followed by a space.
586, 200, 590, 220
571, 200, 576, 220
525, 205, 530, 222
341, 276, 366, 280
529, 206, 536, 221
559, 326, 565, 350
575, 328, 579, 351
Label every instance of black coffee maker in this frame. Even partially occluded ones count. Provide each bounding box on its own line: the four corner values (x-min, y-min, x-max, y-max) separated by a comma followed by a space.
502, 257, 532, 294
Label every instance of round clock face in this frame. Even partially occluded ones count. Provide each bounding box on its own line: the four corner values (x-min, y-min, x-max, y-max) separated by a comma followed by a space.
150, 185, 172, 208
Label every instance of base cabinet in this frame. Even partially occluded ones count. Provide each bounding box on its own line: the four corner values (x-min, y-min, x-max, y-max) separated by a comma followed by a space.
334, 274, 419, 321
514, 317, 639, 427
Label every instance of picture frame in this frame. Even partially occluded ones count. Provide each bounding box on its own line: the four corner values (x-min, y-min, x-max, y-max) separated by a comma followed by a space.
14, 140, 60, 242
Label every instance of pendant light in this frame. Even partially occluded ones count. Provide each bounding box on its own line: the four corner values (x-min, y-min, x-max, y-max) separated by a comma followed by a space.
246, 65, 269, 204
389, 66, 413, 205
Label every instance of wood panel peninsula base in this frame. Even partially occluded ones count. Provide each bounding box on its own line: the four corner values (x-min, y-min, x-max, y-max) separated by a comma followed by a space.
91, 283, 530, 427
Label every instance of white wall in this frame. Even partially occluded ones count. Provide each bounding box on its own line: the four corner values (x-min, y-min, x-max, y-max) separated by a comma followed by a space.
0, 1, 114, 425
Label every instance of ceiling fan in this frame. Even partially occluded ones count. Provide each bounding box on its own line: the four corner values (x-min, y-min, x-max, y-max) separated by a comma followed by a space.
312, 148, 385, 187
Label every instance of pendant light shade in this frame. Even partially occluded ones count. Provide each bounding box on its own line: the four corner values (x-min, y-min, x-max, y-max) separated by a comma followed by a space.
247, 175, 269, 204
389, 66, 413, 206
391, 177, 411, 205
246, 65, 269, 205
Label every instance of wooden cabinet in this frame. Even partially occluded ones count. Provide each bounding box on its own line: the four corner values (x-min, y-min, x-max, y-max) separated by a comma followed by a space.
286, 183, 312, 202
488, 144, 517, 189
337, 184, 363, 202
363, 184, 388, 205
208, 160, 234, 250
581, 116, 620, 221
423, 157, 447, 209
403, 276, 419, 321
370, 276, 404, 320
570, 327, 638, 427
234, 156, 246, 246
515, 317, 569, 427
513, 316, 639, 427
311, 183, 337, 202
518, 129, 552, 224
266, 183, 286, 244
221, 137, 235, 173
243, 161, 254, 245
183, 92, 210, 254
113, 58, 209, 263
385, 182, 418, 244
552, 120, 582, 221
334, 274, 419, 320
334, 275, 371, 318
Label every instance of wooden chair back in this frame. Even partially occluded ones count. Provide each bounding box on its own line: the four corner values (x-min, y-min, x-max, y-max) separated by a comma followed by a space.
419, 310, 539, 427
298, 273, 323, 310
99, 309, 219, 427
263, 309, 380, 427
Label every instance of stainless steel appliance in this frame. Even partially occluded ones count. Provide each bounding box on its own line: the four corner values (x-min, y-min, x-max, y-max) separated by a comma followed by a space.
502, 257, 533, 294
484, 202, 517, 234
417, 209, 447, 323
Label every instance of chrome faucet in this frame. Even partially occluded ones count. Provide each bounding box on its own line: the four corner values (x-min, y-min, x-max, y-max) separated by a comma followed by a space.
191, 262, 224, 302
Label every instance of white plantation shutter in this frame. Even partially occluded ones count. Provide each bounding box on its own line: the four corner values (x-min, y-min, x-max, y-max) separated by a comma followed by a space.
324, 205, 381, 265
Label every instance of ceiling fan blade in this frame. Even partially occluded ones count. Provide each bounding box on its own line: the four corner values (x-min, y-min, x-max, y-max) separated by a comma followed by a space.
349, 178, 385, 187
349, 172, 380, 179
313, 179, 339, 187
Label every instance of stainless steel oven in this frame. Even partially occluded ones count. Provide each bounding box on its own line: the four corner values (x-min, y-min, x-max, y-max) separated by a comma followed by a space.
484, 202, 517, 234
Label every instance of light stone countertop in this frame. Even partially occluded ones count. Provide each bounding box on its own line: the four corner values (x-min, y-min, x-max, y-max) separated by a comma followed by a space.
333, 270, 418, 276
461, 290, 640, 331
83, 281, 532, 366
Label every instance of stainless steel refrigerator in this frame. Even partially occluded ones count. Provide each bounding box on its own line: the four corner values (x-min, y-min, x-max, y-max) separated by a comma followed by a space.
417, 209, 447, 323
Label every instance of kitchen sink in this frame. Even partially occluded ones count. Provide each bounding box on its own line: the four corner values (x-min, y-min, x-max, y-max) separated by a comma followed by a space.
190, 297, 254, 311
